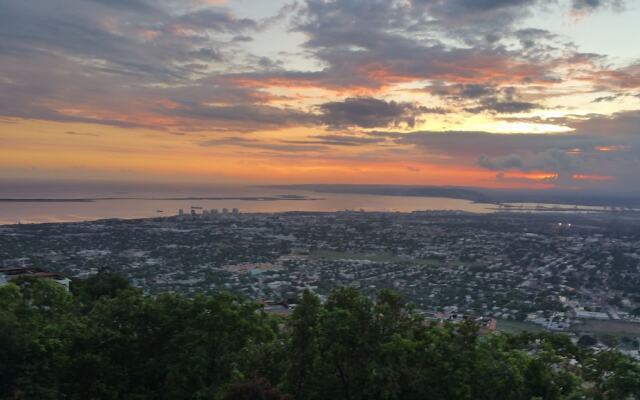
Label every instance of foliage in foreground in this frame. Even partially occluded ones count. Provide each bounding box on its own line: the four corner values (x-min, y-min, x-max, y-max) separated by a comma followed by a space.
1, 273, 639, 400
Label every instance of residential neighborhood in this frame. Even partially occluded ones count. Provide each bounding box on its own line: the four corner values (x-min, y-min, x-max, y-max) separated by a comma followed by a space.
2, 209, 640, 357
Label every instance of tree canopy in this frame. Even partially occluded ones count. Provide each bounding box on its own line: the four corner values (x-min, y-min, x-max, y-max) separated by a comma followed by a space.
1, 274, 639, 400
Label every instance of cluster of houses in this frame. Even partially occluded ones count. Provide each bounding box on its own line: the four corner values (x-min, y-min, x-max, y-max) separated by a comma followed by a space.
0, 266, 71, 291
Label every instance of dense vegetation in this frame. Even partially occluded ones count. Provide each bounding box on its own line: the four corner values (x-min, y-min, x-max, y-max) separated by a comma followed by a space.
1, 273, 639, 400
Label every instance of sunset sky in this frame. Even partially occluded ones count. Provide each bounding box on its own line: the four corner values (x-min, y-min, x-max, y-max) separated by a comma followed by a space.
1, 0, 639, 192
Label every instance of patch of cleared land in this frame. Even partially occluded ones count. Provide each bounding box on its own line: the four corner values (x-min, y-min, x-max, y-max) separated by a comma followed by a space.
572, 320, 640, 336
496, 319, 546, 334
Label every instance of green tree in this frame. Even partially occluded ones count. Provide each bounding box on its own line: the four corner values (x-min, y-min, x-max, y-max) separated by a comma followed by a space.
285, 290, 322, 400
1, 277, 639, 400
0, 278, 75, 399
585, 351, 640, 400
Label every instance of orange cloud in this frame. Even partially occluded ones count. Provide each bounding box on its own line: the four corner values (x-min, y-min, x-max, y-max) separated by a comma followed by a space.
594, 145, 628, 152
578, 64, 640, 89
230, 56, 553, 97
500, 171, 559, 181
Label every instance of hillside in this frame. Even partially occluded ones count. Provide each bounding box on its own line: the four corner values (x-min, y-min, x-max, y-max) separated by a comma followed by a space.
1, 273, 639, 400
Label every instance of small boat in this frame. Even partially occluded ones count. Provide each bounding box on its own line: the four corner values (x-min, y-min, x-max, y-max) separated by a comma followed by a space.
191, 206, 203, 210
156, 210, 164, 213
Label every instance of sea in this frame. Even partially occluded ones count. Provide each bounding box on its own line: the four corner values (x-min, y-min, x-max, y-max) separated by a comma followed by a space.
0, 182, 496, 225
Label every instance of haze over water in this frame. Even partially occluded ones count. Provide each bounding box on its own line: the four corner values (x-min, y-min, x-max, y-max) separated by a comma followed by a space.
0, 182, 494, 225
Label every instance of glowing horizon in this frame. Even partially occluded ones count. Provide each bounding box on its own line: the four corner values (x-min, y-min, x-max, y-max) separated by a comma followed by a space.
1, 0, 640, 192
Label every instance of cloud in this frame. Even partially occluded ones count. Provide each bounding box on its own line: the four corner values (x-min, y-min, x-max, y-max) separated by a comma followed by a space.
570, 109, 640, 137
0, 0, 637, 195
294, 134, 388, 146
319, 97, 445, 129
477, 148, 582, 174
455, 84, 497, 99
199, 136, 329, 152
164, 101, 317, 131
583, 62, 640, 90
274, 0, 573, 94
571, 0, 625, 11
199, 132, 390, 153
86, 0, 159, 12
173, 8, 258, 33
412, 0, 540, 40
431, 84, 541, 114
0, 0, 262, 86
0, 0, 610, 133
383, 131, 597, 157
365, 125, 640, 190
465, 99, 540, 114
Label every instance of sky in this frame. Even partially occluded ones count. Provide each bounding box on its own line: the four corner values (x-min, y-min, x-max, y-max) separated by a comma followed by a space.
1, 0, 640, 193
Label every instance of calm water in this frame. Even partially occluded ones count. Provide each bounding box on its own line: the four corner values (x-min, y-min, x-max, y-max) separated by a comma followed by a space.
0, 183, 494, 224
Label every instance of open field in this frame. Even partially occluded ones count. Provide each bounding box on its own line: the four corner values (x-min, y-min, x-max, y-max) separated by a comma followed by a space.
496, 319, 546, 334
572, 320, 640, 336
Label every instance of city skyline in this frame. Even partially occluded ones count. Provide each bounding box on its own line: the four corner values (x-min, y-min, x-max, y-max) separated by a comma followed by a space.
1, 0, 640, 193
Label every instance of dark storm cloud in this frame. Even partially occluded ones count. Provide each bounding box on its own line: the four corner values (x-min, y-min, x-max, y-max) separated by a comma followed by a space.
319, 97, 445, 129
